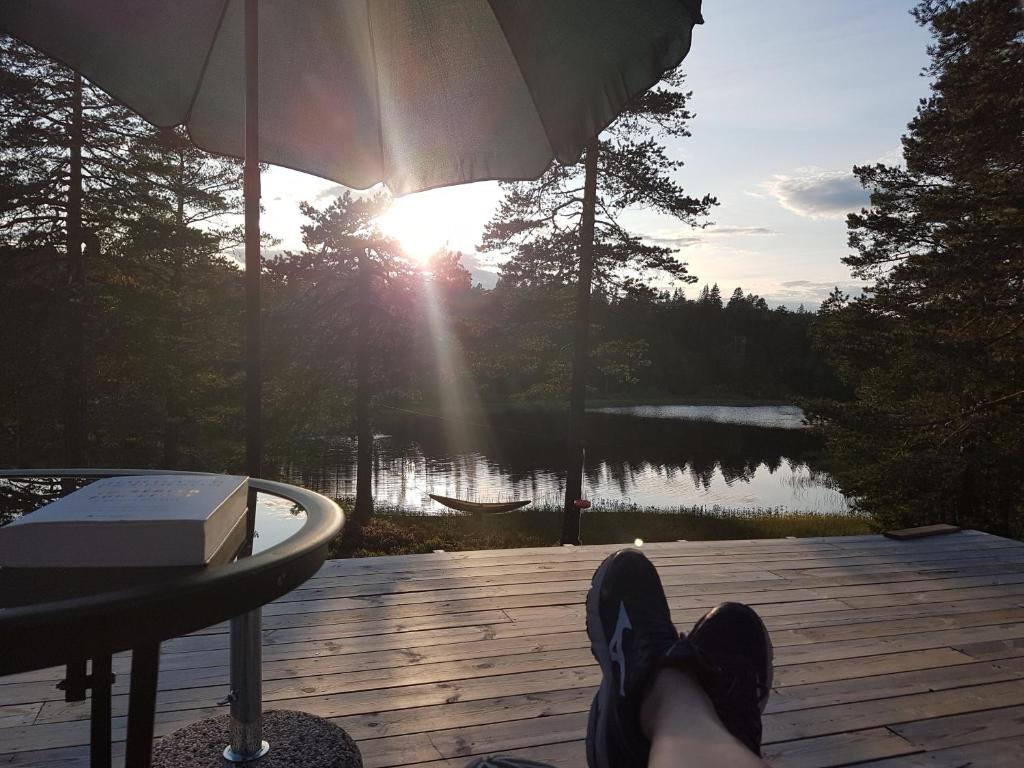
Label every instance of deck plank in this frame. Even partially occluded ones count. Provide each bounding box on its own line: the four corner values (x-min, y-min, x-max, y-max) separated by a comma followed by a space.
12, 605, 1024, 709
763, 728, 920, 768
184, 570, 1024, 635
2, 532, 1023, 767
853, 735, 1024, 766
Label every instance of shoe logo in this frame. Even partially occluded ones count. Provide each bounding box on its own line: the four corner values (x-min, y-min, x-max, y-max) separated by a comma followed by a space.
608, 602, 632, 697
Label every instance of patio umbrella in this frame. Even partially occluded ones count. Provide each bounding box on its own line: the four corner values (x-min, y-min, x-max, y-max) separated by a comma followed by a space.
0, 0, 704, 762
1, 0, 702, 481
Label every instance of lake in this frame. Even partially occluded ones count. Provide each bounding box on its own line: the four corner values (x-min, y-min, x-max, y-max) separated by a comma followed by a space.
280, 404, 850, 515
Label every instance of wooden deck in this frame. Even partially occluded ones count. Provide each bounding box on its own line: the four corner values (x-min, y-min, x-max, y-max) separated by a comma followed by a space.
3, 530, 1024, 767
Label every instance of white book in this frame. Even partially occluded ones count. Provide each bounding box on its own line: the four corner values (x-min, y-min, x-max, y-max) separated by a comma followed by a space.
0, 474, 249, 568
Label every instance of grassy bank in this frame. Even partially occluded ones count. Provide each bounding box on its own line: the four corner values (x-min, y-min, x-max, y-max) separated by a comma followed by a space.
330, 503, 873, 558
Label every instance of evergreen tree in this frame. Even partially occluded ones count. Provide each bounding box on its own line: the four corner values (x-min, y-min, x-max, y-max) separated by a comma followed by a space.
705, 283, 723, 309
0, 38, 247, 467
482, 71, 715, 290
0, 36, 142, 462
480, 71, 715, 542
266, 193, 415, 525
102, 126, 244, 467
809, 0, 1023, 534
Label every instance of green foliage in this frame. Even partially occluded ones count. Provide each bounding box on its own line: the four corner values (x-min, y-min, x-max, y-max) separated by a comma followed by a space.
454, 283, 837, 402
263, 192, 401, 430
807, 0, 1023, 535
481, 71, 716, 294
0, 37, 143, 249
331, 504, 873, 557
0, 36, 246, 469
592, 339, 651, 390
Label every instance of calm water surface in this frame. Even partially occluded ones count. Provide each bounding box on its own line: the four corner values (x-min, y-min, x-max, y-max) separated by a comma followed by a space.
281, 404, 850, 515
592, 404, 808, 429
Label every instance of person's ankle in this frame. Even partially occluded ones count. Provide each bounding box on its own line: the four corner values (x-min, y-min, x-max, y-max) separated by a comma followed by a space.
640, 666, 716, 740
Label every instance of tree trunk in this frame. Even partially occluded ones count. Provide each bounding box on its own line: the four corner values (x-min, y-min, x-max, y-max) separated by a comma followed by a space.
163, 151, 186, 468
63, 73, 85, 467
560, 137, 600, 545
353, 250, 374, 525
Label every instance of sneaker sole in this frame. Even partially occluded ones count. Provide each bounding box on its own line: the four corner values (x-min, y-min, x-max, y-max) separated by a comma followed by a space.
691, 603, 774, 712
584, 551, 627, 768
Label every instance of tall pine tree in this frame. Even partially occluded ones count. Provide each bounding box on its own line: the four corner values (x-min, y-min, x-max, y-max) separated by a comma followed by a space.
1, 38, 247, 467
0, 36, 141, 463
809, 0, 1023, 534
481, 71, 715, 542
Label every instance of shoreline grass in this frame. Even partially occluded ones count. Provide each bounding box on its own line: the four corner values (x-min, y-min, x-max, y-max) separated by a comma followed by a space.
330, 502, 874, 558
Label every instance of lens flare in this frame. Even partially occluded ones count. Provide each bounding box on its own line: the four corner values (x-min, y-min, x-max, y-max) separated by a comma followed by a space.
419, 273, 492, 460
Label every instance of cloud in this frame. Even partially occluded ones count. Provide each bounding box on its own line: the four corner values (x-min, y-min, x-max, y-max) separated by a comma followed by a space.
760, 168, 869, 219
645, 225, 776, 248
766, 279, 866, 308
315, 184, 348, 200
707, 226, 776, 236
646, 234, 705, 247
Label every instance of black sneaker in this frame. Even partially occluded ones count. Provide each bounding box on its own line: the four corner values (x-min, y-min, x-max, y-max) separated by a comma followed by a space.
688, 602, 774, 756
585, 549, 681, 768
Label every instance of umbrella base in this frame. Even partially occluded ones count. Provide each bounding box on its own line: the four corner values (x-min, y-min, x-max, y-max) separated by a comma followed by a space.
153, 710, 362, 768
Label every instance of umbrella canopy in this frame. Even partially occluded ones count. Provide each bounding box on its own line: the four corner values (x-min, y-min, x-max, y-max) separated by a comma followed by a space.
1, 0, 703, 194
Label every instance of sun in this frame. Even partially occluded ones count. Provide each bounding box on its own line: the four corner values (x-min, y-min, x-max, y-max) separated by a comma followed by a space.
377, 190, 457, 263
375, 182, 502, 264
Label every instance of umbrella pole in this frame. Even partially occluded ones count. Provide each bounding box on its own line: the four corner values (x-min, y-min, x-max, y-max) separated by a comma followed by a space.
225, 0, 269, 763
561, 137, 599, 546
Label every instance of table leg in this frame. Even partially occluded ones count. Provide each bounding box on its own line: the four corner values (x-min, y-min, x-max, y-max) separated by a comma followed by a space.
125, 643, 160, 768
89, 655, 112, 768
224, 608, 269, 761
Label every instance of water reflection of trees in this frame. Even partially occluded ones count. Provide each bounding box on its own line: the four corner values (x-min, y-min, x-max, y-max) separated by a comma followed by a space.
0, 477, 90, 525
580, 413, 812, 492
281, 409, 831, 507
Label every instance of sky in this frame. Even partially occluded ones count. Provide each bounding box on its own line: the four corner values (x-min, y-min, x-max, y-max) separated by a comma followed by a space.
258, 0, 933, 308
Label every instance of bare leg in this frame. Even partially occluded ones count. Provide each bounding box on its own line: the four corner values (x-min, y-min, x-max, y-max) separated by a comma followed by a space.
641, 669, 769, 768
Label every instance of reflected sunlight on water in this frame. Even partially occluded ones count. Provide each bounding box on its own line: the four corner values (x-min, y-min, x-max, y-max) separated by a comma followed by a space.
281, 405, 850, 516
591, 404, 808, 429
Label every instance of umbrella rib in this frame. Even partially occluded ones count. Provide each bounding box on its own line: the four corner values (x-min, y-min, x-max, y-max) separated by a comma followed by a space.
364, 2, 386, 180
182, 0, 232, 125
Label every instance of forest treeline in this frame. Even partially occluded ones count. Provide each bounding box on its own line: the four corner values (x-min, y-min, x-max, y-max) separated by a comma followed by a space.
452, 280, 834, 404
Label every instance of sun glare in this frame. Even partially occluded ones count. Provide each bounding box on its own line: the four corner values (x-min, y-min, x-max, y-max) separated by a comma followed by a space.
377, 192, 455, 263
376, 183, 501, 264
